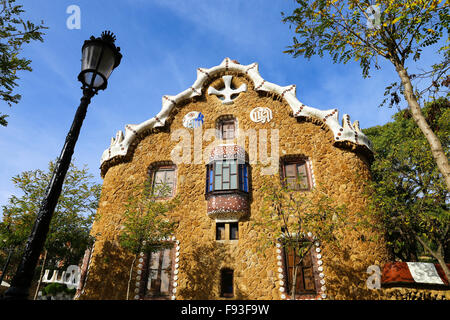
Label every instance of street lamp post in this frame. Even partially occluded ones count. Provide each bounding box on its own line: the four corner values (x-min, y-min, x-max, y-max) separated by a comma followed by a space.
4, 31, 122, 300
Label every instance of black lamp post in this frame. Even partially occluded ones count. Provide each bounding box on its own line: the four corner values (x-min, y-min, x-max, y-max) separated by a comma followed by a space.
4, 31, 122, 300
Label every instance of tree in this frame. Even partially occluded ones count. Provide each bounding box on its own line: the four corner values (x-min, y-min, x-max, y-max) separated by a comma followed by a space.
119, 182, 178, 300
0, 0, 47, 126
0, 160, 100, 294
253, 177, 361, 299
282, 0, 450, 190
363, 97, 449, 281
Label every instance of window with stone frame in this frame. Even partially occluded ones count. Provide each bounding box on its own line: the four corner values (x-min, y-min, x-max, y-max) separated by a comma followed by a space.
149, 164, 177, 198
143, 244, 175, 299
217, 116, 237, 140
280, 158, 312, 191
283, 243, 316, 296
215, 222, 239, 241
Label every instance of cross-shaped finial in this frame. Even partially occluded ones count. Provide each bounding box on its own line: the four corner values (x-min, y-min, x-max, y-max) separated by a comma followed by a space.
207, 75, 247, 105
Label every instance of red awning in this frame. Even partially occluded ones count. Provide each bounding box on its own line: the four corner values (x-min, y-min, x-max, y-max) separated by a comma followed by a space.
382, 262, 449, 288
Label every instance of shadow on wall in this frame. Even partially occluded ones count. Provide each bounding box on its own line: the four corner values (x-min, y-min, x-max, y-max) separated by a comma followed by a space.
79, 240, 132, 300
322, 234, 387, 300
178, 241, 249, 300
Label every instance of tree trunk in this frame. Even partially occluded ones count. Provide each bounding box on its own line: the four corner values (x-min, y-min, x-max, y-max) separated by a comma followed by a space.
33, 250, 47, 300
291, 265, 298, 300
416, 236, 450, 285
393, 62, 450, 191
126, 254, 137, 300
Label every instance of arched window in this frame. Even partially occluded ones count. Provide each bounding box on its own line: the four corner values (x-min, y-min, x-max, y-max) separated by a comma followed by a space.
220, 268, 234, 298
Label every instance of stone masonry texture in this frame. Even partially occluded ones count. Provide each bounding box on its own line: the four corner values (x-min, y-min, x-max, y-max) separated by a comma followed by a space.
79, 72, 394, 300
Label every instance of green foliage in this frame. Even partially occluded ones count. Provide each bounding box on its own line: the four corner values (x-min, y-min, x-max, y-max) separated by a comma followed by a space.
42, 283, 75, 296
0, 159, 101, 278
0, 0, 47, 126
119, 181, 178, 256
253, 177, 358, 297
363, 97, 449, 262
282, 0, 448, 78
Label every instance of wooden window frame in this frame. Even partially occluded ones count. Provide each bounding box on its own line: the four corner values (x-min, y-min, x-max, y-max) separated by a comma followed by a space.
217, 117, 237, 140
280, 158, 312, 191
150, 164, 177, 200
141, 243, 176, 300
282, 243, 317, 296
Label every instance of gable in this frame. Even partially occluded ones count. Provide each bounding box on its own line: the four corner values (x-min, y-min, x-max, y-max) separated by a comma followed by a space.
100, 58, 373, 176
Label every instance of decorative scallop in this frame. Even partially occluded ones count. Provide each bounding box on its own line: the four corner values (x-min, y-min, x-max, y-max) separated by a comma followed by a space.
101, 58, 373, 167
171, 237, 180, 300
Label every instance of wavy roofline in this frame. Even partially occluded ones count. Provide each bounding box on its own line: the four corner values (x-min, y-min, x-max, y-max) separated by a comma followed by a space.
101, 58, 373, 169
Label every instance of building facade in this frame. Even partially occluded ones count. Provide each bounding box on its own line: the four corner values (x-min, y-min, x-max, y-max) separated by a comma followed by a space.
79, 58, 389, 300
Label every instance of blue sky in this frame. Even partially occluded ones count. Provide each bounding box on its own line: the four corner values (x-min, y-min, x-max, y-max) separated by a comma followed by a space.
0, 0, 443, 209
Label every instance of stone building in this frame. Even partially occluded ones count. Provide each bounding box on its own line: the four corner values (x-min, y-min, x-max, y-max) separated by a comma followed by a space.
79, 58, 390, 300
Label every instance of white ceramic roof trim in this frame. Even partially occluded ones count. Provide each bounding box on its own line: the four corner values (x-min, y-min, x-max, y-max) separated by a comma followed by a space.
101, 58, 373, 165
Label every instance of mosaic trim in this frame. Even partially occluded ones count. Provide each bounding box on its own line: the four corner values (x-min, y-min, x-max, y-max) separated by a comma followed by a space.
208, 144, 246, 163
276, 233, 327, 300
134, 236, 180, 300
101, 58, 373, 166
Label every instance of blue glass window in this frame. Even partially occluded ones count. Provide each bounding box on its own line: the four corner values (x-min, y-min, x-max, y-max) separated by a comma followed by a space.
206, 160, 249, 193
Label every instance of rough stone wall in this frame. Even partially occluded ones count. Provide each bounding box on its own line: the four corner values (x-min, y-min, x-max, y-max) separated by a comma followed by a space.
79, 74, 389, 300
